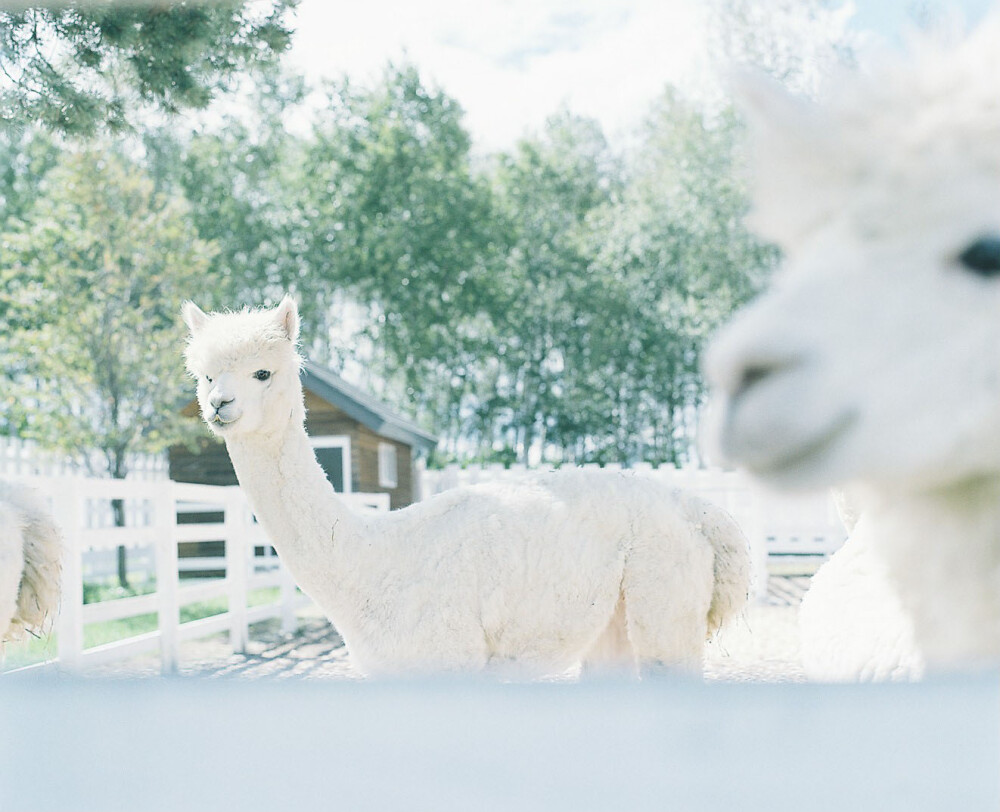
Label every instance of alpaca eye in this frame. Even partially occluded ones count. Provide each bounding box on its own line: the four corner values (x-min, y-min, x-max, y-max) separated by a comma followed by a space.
205, 375, 213, 384
957, 235, 1000, 278
254, 369, 271, 382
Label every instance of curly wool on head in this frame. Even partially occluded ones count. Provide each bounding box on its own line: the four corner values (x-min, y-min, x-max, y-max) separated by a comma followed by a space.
743, 17, 1000, 250
183, 304, 305, 382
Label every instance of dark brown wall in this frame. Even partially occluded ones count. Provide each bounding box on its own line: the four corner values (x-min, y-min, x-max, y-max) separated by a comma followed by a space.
169, 392, 417, 508
301, 391, 360, 491
169, 435, 238, 486
354, 424, 413, 511
302, 392, 413, 510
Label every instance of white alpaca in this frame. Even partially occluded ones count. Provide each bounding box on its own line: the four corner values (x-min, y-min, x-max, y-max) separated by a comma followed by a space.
798, 490, 925, 681
705, 18, 1000, 673
182, 298, 750, 678
0, 480, 62, 645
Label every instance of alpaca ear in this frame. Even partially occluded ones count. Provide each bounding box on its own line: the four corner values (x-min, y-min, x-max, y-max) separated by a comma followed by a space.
731, 71, 836, 161
274, 295, 300, 343
731, 71, 843, 243
732, 71, 807, 129
182, 301, 209, 335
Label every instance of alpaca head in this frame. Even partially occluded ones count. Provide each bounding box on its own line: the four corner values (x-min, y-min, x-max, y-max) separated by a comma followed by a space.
182, 297, 304, 439
705, 21, 1000, 491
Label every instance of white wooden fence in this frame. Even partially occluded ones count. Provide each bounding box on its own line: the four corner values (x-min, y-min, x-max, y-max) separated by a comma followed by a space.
2, 475, 388, 675
2, 458, 842, 674
421, 463, 847, 598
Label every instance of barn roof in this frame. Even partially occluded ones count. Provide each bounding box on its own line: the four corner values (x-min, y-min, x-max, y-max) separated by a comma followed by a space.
301, 361, 438, 453
180, 360, 438, 453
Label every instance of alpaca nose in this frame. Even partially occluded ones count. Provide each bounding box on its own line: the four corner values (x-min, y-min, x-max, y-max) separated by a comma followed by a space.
732, 358, 795, 399
706, 336, 804, 401
209, 391, 234, 411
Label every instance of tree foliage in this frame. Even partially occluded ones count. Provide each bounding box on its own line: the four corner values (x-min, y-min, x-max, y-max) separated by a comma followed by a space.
0, 1, 294, 135
0, 147, 215, 477
126, 63, 775, 467
473, 113, 622, 463
302, 66, 506, 433
0, 0, 854, 470
148, 69, 315, 314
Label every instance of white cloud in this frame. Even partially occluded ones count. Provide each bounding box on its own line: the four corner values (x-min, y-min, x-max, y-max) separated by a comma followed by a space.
285, 0, 997, 150
286, 0, 706, 150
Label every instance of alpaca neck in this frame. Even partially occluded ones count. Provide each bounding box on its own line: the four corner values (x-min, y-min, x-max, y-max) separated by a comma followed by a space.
868, 474, 1000, 667
223, 403, 366, 614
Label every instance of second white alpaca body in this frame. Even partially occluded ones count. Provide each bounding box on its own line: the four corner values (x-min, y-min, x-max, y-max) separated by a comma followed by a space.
183, 299, 751, 677
799, 514, 925, 682
0, 480, 62, 645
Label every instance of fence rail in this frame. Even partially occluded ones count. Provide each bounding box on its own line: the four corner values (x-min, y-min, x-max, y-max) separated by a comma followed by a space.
2, 475, 388, 676
3, 461, 845, 674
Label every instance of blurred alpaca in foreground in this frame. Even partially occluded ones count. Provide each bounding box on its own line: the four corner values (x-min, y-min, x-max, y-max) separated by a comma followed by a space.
706, 18, 1000, 674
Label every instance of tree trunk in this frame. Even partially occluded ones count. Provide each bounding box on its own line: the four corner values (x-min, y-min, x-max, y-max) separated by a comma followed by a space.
113, 497, 129, 590
111, 448, 129, 590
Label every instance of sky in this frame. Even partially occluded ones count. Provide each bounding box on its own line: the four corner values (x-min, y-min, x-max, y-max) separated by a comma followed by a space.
286, 0, 996, 152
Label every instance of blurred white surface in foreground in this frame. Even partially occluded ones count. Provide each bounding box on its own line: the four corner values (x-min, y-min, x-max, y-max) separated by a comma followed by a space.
2, 674, 997, 812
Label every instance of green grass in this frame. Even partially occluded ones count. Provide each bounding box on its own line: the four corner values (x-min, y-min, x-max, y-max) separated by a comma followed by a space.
2, 585, 282, 671
83, 580, 157, 605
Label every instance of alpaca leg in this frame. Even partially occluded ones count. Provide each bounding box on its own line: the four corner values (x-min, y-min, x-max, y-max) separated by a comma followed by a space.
580, 592, 638, 678
629, 611, 707, 677
621, 543, 714, 677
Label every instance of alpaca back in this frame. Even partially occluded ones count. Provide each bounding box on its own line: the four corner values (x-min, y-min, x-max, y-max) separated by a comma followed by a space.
0, 482, 62, 643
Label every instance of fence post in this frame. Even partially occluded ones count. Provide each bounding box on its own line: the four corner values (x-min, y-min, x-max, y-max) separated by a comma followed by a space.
55, 477, 84, 670
226, 491, 250, 654
280, 563, 297, 636
155, 482, 180, 675
745, 485, 770, 603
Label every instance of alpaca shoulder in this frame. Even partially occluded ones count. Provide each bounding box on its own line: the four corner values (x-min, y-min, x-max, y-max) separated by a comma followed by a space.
800, 520, 924, 681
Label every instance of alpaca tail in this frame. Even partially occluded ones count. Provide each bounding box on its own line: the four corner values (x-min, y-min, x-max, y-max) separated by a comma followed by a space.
691, 496, 752, 635
1, 482, 63, 643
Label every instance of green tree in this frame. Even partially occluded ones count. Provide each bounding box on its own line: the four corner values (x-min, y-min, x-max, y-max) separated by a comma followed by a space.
1, 146, 215, 583
130, 62, 782, 470
482, 112, 623, 464
0, 1, 294, 135
303, 64, 502, 397
150, 64, 502, 453
604, 89, 779, 464
0, 127, 60, 228
0, 128, 60, 340
152, 69, 319, 317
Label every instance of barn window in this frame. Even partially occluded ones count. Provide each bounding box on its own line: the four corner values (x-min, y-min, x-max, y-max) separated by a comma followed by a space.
378, 442, 398, 489
309, 436, 352, 493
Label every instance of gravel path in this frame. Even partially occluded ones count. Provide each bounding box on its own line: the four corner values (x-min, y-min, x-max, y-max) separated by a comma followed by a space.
85, 574, 811, 682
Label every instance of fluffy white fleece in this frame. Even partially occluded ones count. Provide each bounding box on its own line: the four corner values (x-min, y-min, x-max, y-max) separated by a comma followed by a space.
706, 17, 1000, 673
0, 481, 62, 644
183, 298, 751, 678
799, 507, 925, 682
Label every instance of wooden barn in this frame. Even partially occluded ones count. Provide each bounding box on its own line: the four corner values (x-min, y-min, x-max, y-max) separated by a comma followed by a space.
170, 360, 438, 510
